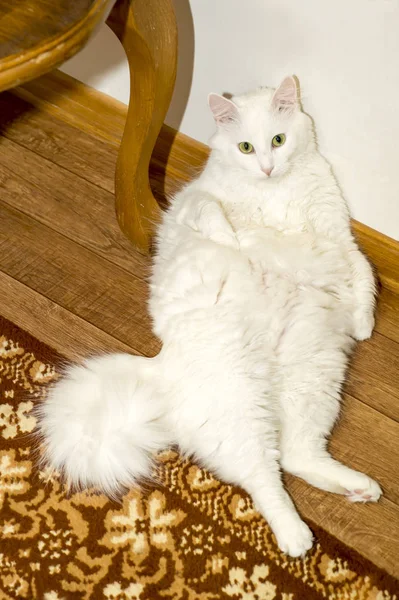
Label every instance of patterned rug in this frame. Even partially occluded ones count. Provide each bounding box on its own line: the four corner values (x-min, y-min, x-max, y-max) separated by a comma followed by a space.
0, 315, 398, 600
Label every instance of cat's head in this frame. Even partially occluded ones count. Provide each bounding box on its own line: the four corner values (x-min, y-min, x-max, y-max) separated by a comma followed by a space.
208, 77, 314, 180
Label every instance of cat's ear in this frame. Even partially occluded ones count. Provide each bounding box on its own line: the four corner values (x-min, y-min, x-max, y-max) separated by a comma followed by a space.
208, 94, 239, 125
272, 76, 298, 113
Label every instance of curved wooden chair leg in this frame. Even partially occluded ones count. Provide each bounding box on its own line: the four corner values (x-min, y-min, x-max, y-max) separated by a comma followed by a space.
107, 0, 177, 253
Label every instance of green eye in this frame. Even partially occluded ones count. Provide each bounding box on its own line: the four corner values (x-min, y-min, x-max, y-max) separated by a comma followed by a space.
238, 141, 254, 154
272, 134, 286, 147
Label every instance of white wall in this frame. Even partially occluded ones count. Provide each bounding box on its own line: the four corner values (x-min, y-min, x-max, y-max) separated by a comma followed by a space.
61, 0, 399, 240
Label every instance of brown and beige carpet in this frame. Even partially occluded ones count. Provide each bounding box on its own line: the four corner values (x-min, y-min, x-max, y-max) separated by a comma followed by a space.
0, 315, 398, 600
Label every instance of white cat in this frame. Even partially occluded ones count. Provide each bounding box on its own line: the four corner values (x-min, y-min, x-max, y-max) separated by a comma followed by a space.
37, 76, 382, 558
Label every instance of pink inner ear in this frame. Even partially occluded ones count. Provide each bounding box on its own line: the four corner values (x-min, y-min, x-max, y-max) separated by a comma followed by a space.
208, 94, 239, 124
272, 76, 298, 111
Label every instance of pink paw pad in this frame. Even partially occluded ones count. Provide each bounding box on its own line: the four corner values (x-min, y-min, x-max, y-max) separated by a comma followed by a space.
344, 487, 380, 503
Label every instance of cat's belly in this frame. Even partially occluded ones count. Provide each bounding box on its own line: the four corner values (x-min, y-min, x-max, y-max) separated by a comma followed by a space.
154, 234, 354, 458
150, 228, 354, 349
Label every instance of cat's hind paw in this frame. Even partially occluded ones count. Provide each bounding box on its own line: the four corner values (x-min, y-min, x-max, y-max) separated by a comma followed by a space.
345, 478, 382, 503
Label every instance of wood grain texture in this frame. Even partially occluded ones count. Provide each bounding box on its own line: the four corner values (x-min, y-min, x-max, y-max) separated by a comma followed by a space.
376, 286, 399, 345
13, 70, 127, 148
0, 271, 131, 361
0, 91, 117, 193
0, 203, 160, 358
345, 333, 399, 422
107, 0, 178, 253
0, 0, 112, 92
0, 130, 150, 281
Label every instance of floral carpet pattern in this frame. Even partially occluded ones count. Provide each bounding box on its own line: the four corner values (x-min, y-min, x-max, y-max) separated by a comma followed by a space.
0, 315, 397, 599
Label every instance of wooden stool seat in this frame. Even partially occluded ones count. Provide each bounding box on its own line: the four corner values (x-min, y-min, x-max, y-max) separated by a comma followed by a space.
0, 0, 111, 92
0, 0, 178, 253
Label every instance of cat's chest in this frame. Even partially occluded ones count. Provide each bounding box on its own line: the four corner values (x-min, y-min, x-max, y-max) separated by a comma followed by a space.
221, 181, 309, 233
227, 196, 307, 234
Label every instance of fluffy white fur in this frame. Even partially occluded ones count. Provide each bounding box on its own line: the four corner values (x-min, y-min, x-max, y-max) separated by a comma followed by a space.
37, 76, 382, 557
36, 354, 170, 497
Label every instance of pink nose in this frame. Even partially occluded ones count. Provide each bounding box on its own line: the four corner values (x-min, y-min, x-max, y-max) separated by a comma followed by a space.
262, 166, 273, 176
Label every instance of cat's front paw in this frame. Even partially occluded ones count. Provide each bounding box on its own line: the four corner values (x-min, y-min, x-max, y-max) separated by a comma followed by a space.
211, 230, 240, 250
353, 309, 375, 341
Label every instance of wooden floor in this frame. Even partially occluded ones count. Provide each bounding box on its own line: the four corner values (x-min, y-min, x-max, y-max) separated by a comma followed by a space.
0, 87, 398, 580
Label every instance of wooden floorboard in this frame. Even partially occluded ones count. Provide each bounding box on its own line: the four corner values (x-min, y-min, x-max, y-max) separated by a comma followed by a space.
345, 332, 399, 422
0, 89, 398, 579
0, 134, 150, 281
0, 203, 160, 357
376, 286, 399, 345
0, 92, 117, 194
0, 271, 132, 360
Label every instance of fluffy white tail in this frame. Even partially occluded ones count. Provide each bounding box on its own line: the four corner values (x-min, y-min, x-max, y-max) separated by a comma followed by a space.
37, 353, 170, 496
